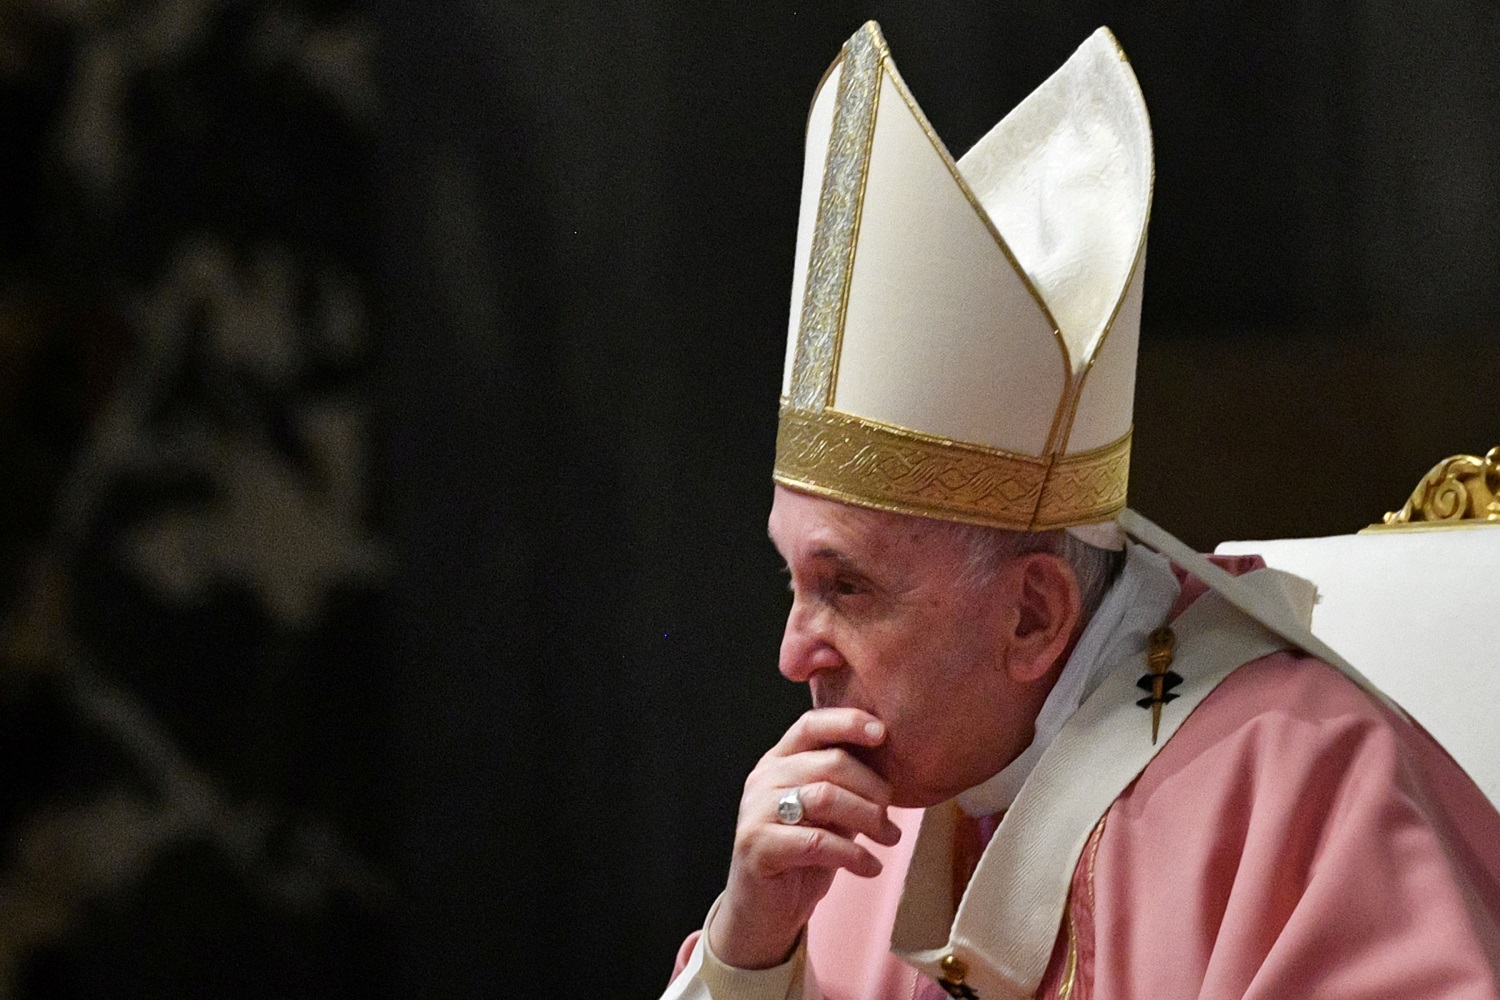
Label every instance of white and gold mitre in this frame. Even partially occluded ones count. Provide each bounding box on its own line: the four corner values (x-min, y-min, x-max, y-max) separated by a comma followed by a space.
773, 22, 1153, 531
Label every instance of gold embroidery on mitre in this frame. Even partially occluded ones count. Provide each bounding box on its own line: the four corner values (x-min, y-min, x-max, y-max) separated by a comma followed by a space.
1034, 431, 1133, 529
789, 23, 883, 412
775, 407, 1047, 528
773, 407, 1131, 530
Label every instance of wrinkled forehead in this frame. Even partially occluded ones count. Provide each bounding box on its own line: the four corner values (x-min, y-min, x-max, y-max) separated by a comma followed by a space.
768, 484, 969, 569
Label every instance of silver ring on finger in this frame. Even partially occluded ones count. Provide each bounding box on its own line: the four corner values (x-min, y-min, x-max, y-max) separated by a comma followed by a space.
776, 786, 806, 825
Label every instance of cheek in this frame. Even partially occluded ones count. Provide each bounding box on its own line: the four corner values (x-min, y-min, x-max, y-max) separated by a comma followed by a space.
888, 625, 1005, 738
841, 617, 994, 743
860, 677, 934, 767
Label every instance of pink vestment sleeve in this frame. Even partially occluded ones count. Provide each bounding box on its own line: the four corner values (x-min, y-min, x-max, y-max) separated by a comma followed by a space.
667, 807, 927, 998
806, 807, 928, 1000
1087, 653, 1500, 1000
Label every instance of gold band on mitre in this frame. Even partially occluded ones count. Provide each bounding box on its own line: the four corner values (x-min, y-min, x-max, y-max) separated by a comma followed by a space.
773, 406, 1131, 531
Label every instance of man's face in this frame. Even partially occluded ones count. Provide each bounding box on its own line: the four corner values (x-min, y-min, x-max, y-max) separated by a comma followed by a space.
767, 485, 1048, 808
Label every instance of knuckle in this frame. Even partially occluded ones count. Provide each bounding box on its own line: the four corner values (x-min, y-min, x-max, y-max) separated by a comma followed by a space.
741, 773, 770, 800
813, 747, 851, 772
800, 828, 826, 858
801, 781, 834, 811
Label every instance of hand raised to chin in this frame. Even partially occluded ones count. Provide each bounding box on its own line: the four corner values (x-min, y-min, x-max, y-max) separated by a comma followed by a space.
708, 707, 903, 970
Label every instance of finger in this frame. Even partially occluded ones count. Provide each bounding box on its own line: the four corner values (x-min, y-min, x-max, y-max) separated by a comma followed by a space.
771, 708, 886, 757
745, 823, 885, 881
776, 745, 893, 807
793, 780, 902, 847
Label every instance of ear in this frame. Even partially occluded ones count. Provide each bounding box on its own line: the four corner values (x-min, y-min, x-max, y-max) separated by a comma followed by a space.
999, 553, 1082, 683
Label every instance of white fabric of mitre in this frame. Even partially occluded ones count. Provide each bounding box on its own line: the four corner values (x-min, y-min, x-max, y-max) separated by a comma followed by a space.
956, 540, 1179, 817
957, 27, 1151, 375
827, 62, 1067, 457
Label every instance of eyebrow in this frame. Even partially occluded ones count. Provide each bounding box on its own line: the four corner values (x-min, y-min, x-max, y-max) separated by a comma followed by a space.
799, 545, 866, 576
767, 525, 867, 573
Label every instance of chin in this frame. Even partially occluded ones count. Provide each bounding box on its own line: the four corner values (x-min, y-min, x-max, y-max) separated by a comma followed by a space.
882, 750, 977, 809
859, 744, 936, 809
888, 780, 952, 810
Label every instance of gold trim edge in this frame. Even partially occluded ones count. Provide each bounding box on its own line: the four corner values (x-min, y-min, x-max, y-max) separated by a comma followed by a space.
773, 407, 1129, 531
789, 23, 882, 412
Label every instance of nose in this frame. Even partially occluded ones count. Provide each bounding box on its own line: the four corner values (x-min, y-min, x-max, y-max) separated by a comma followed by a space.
778, 598, 844, 683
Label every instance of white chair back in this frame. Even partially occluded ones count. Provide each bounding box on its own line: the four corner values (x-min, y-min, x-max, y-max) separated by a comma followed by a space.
1215, 525, 1500, 807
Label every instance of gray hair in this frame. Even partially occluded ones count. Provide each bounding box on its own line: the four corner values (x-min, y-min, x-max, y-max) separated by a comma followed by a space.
941, 522, 1124, 624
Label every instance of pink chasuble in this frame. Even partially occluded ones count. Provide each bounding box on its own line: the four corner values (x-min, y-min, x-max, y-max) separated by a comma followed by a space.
793, 653, 1500, 1000
671, 559, 1500, 998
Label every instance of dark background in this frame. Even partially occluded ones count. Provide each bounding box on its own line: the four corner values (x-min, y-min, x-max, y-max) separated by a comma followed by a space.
2, 2, 1497, 997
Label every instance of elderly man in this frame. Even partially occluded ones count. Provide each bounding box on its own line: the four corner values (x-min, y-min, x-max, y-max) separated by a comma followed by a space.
665, 22, 1500, 1000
